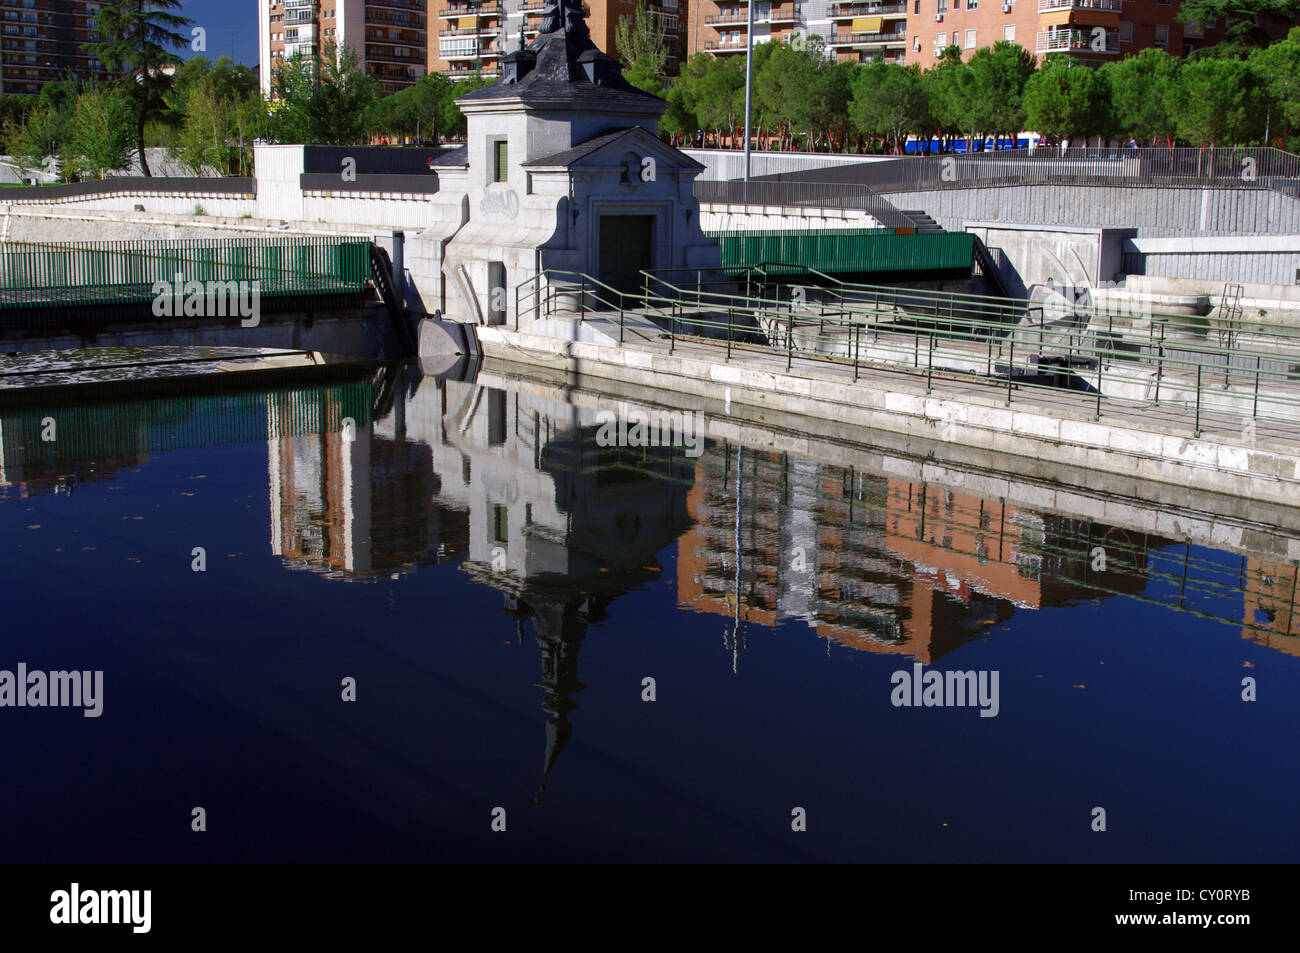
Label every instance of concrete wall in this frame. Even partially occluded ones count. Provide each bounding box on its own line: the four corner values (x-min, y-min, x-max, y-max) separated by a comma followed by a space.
881, 184, 1300, 237
966, 222, 1135, 298
1125, 234, 1300, 287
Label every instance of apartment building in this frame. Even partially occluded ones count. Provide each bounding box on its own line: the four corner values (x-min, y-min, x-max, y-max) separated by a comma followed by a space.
259, 0, 429, 96
681, 0, 1240, 68
0, 0, 110, 96
427, 0, 683, 81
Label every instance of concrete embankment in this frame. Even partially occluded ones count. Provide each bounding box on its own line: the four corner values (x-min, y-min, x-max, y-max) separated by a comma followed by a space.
473, 321, 1300, 510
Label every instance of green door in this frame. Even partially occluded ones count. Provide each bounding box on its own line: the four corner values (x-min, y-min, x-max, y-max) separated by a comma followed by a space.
598, 215, 654, 295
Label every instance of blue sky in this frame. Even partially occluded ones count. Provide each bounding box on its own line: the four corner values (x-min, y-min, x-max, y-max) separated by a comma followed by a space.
180, 0, 259, 68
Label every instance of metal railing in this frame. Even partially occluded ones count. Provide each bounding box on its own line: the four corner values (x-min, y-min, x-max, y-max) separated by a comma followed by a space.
512, 263, 1300, 441
1037, 0, 1121, 10
829, 28, 907, 44
0, 236, 372, 320
1036, 28, 1119, 53
751, 146, 1300, 198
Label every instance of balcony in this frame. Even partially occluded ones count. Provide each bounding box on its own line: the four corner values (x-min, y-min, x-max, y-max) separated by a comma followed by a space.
829, 2, 907, 17
705, 4, 798, 24
1037, 0, 1121, 10
439, 2, 502, 16
1036, 27, 1119, 52
366, 11, 425, 27
829, 27, 906, 46
440, 26, 498, 37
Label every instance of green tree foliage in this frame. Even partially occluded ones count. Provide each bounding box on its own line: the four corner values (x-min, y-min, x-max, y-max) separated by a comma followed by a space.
66, 84, 135, 179
964, 42, 1036, 141
1169, 57, 1267, 144
1249, 26, 1300, 145
615, 0, 669, 97
921, 46, 972, 144
84, 0, 191, 176
1177, 0, 1300, 57
368, 72, 482, 142
1100, 48, 1181, 144
755, 37, 851, 150
270, 43, 380, 145
1023, 59, 1111, 141
848, 62, 928, 153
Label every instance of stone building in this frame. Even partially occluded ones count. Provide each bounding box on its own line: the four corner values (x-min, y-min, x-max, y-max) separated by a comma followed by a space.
414, 0, 721, 329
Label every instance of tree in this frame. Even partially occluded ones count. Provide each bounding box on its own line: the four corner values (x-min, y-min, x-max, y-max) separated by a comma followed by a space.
67, 85, 135, 179
4, 105, 55, 180
693, 54, 747, 146
615, 0, 668, 96
1100, 48, 1181, 145
963, 42, 1036, 144
270, 43, 380, 145
1249, 26, 1300, 145
756, 37, 850, 151
85, 0, 191, 176
1176, 0, 1300, 57
1023, 59, 1112, 142
849, 62, 929, 154
1170, 57, 1267, 145
921, 45, 973, 148
660, 52, 712, 140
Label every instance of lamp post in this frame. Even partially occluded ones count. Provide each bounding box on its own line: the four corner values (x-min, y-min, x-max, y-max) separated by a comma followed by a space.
742, 0, 755, 183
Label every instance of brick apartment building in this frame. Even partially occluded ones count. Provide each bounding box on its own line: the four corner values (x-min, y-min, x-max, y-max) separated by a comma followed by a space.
258, 0, 682, 94
681, 0, 1240, 68
426, 0, 683, 80
260, 0, 430, 95
0, 0, 110, 96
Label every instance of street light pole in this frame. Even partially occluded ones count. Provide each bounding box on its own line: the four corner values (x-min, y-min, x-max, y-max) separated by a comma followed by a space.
742, 0, 755, 183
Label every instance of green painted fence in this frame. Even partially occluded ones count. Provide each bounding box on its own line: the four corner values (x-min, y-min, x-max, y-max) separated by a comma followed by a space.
0, 236, 372, 311
706, 229, 975, 276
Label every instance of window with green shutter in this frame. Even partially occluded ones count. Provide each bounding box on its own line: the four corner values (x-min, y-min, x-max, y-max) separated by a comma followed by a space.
493, 140, 508, 183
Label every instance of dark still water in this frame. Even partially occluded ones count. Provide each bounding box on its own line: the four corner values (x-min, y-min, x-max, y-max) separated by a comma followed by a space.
1, 361, 1297, 864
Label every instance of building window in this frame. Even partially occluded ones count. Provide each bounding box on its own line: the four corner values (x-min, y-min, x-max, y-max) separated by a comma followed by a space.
964, 28, 976, 48
937, 0, 947, 11
935, 32, 946, 51
1118, 21, 1132, 43
492, 505, 508, 543
1002, 24, 1014, 41
493, 139, 508, 182
1154, 23, 1168, 46
968, 0, 977, 8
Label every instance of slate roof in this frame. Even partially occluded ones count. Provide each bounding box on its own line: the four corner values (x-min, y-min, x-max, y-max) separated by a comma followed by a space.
430, 145, 468, 168
520, 129, 637, 167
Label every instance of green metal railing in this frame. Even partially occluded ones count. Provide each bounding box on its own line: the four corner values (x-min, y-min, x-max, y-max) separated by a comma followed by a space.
0, 236, 372, 312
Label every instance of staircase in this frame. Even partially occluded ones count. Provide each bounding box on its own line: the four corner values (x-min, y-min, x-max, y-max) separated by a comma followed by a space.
899, 210, 944, 234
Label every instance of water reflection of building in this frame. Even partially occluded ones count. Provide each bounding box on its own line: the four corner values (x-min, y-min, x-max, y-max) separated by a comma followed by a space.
0, 409, 149, 499
414, 376, 696, 800
268, 381, 465, 580
276, 370, 697, 797
1242, 558, 1300, 656
678, 444, 1170, 665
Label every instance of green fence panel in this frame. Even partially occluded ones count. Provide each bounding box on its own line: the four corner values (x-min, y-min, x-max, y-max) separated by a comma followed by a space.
705, 229, 975, 276
0, 236, 373, 312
